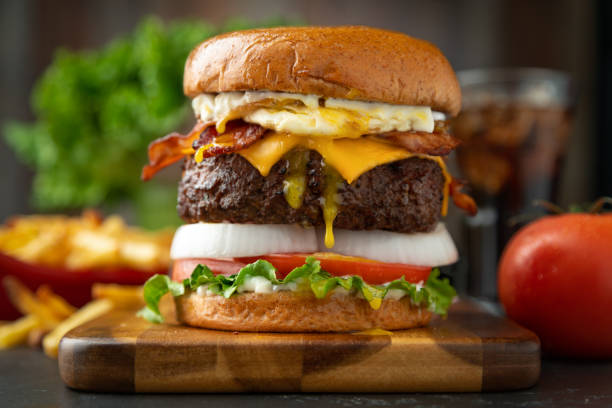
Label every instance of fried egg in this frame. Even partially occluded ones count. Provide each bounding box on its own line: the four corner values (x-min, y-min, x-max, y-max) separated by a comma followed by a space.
192, 91, 444, 137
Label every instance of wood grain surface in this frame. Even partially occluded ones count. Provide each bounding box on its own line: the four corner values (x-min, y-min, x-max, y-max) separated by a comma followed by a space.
58, 298, 540, 393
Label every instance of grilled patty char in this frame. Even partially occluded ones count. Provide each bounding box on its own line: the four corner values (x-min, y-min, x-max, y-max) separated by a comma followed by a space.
178, 152, 444, 233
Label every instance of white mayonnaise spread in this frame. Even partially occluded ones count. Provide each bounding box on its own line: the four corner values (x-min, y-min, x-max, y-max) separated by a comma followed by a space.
196, 285, 216, 297
384, 289, 407, 301
237, 276, 272, 294
382, 281, 425, 301
195, 275, 425, 301
235, 276, 299, 294
192, 91, 445, 137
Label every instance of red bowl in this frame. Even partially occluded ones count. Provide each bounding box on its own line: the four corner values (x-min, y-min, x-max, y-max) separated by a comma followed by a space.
0, 252, 167, 320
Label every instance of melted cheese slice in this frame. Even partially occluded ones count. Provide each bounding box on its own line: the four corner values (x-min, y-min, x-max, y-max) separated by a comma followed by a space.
192, 91, 437, 137
237, 133, 451, 215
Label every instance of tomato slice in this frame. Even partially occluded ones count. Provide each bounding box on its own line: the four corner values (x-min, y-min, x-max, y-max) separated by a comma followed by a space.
172, 258, 247, 282
239, 253, 431, 285
173, 253, 431, 285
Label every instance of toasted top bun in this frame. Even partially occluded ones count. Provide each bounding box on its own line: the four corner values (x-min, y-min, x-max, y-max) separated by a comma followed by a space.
184, 26, 461, 116
175, 290, 432, 332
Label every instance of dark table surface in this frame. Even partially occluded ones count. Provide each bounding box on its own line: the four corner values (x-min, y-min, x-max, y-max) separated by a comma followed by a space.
1, 346, 612, 408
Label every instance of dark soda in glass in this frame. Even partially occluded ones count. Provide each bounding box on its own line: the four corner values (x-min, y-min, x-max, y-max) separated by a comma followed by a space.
451, 69, 573, 298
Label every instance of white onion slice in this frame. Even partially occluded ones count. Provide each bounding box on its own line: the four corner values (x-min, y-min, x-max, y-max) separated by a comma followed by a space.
318, 223, 458, 267
170, 223, 318, 259
171, 222, 458, 267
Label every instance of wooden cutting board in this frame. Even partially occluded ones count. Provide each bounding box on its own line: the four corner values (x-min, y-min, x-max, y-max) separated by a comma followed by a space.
58, 298, 540, 393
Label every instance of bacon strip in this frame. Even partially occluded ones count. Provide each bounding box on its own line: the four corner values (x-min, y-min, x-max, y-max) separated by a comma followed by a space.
192, 121, 266, 161
142, 118, 460, 181
141, 121, 210, 181
382, 129, 461, 156
449, 178, 478, 216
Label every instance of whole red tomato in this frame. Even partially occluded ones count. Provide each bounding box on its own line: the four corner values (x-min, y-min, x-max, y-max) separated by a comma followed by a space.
498, 213, 612, 358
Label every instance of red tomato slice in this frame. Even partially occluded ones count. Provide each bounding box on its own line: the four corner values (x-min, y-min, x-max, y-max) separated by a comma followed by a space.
172, 258, 247, 282
241, 253, 431, 285
173, 253, 431, 285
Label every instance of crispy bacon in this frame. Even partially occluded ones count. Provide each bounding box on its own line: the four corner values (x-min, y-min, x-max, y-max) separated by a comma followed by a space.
192, 121, 267, 160
381, 124, 461, 156
141, 121, 267, 181
141, 122, 210, 181
449, 178, 478, 216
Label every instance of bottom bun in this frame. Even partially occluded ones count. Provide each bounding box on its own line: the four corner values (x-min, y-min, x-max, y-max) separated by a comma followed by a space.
175, 291, 432, 332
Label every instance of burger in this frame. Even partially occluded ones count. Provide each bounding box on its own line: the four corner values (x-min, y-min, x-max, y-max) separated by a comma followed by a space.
138, 26, 476, 332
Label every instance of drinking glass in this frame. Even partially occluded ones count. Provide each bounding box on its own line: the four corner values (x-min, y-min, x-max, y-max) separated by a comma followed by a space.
452, 68, 573, 298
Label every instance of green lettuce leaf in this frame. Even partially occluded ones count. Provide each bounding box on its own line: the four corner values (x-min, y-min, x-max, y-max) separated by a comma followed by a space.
139, 257, 456, 323
137, 274, 185, 323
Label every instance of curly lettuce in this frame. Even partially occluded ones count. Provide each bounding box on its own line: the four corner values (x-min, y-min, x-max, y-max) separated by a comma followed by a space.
138, 257, 456, 323
3, 16, 301, 229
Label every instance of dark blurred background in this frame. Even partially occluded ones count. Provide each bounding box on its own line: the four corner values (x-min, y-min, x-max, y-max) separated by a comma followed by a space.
0, 0, 609, 293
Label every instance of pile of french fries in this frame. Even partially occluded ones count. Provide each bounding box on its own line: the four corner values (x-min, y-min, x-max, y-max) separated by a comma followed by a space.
0, 277, 144, 357
0, 210, 173, 271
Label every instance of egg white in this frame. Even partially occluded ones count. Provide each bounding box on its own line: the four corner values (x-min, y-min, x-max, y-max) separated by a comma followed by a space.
192, 91, 442, 137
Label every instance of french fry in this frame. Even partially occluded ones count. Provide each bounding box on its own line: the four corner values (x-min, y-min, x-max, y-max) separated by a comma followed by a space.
36, 285, 77, 319
81, 209, 103, 227
2, 276, 61, 328
92, 283, 144, 309
0, 315, 41, 349
27, 327, 49, 349
0, 211, 172, 272
43, 298, 113, 358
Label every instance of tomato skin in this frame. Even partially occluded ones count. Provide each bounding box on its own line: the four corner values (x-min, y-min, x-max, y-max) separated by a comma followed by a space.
244, 253, 431, 285
173, 253, 431, 285
498, 213, 612, 358
172, 258, 246, 282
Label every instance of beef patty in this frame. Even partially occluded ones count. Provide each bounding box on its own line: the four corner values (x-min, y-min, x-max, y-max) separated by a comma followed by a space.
178, 152, 445, 233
